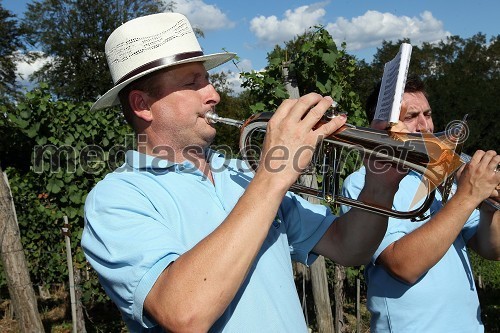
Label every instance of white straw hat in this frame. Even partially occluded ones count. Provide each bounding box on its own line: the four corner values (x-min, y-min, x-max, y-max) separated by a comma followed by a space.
91, 13, 236, 111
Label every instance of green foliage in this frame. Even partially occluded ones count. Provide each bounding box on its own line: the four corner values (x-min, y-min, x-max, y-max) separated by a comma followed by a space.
241, 27, 366, 127
469, 251, 500, 332
470, 251, 500, 290
239, 26, 369, 160
424, 34, 500, 152
2, 83, 132, 316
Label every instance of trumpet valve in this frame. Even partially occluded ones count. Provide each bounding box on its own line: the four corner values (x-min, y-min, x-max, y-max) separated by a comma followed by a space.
323, 102, 347, 120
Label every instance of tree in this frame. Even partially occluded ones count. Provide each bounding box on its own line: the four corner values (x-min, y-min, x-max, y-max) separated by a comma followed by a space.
353, 38, 435, 105
0, 3, 24, 104
22, 0, 165, 102
424, 34, 500, 152
1, 166, 45, 332
0, 3, 33, 174
242, 27, 365, 123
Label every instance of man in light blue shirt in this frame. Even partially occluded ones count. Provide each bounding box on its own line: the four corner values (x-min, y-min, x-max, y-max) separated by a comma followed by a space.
81, 13, 409, 332
84, 149, 337, 332
341, 76, 500, 332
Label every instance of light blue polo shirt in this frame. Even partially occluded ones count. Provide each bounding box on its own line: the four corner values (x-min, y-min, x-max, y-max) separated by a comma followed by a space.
82, 149, 335, 332
340, 167, 483, 333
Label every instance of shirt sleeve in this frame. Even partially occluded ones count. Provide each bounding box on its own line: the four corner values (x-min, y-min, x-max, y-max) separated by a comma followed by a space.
82, 177, 184, 328
340, 168, 419, 264
279, 192, 336, 266
339, 167, 366, 215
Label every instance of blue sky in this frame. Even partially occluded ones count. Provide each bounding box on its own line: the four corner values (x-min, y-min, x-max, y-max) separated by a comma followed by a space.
4, 0, 500, 91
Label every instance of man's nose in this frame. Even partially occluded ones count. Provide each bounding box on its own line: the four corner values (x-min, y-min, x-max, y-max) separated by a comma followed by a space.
416, 114, 429, 132
204, 83, 221, 105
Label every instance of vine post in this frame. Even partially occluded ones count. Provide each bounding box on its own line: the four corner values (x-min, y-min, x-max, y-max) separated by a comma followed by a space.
62, 216, 86, 333
62, 216, 77, 333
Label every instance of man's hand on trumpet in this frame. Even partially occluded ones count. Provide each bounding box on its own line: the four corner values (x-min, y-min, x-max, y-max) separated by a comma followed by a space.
256, 93, 408, 200
257, 94, 346, 192
250, 93, 411, 266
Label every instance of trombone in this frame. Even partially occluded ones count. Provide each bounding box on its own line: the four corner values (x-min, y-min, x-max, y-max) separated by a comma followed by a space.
205, 109, 468, 220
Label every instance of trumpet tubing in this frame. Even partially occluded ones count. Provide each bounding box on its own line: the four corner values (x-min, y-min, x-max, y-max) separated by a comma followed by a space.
206, 110, 471, 219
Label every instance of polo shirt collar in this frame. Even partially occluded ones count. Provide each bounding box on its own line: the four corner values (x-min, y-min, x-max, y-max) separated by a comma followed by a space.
124, 149, 225, 173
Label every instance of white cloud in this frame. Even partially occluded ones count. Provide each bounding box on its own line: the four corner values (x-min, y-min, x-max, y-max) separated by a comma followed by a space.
169, 0, 235, 31
249, 4, 327, 46
326, 10, 451, 51
15, 52, 51, 89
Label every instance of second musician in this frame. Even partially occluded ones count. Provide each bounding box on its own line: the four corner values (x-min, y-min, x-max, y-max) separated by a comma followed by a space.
341, 75, 500, 332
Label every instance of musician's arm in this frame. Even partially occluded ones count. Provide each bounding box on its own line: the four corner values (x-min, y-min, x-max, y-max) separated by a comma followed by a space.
145, 169, 295, 332
467, 202, 500, 260
376, 193, 478, 284
314, 163, 402, 267
377, 150, 500, 284
145, 94, 345, 332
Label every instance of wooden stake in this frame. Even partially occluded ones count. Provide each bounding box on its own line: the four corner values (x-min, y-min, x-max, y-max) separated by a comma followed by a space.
62, 216, 77, 333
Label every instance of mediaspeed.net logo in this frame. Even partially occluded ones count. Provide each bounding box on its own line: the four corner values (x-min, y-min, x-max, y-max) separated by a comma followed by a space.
31, 119, 470, 213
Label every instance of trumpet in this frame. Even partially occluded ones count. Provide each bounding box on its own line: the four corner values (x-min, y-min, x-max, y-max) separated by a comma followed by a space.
205, 109, 466, 220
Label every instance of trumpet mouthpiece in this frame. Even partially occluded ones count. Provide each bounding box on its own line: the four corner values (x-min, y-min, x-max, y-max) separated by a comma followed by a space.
204, 109, 244, 128
204, 109, 218, 124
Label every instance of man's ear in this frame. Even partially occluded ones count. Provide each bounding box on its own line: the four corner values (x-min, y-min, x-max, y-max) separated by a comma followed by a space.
129, 90, 153, 122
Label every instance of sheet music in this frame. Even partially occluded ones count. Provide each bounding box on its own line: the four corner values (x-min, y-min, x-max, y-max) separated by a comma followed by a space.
373, 43, 412, 125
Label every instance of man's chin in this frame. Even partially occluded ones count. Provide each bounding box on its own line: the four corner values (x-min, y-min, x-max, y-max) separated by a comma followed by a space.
205, 130, 217, 145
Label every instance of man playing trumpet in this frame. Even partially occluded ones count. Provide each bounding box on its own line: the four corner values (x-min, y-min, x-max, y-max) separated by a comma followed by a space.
341, 76, 500, 332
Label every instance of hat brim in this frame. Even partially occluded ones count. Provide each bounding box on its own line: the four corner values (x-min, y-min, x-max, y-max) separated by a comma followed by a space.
91, 52, 236, 111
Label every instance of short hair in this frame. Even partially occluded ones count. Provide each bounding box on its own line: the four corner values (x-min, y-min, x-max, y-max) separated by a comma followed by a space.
118, 68, 170, 130
365, 75, 427, 123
